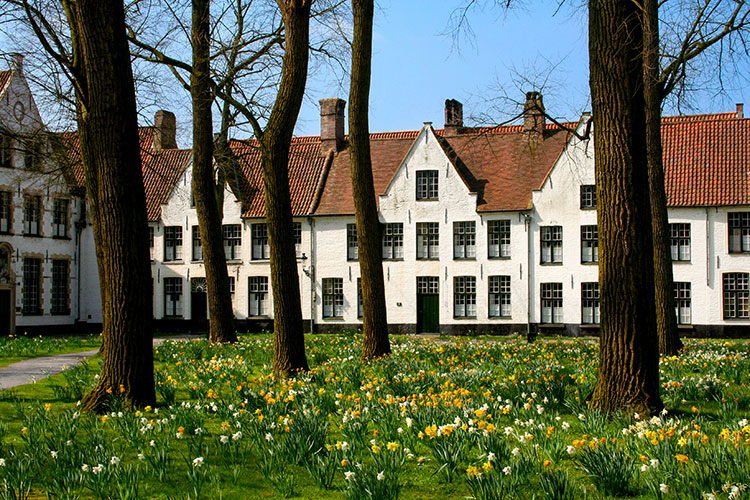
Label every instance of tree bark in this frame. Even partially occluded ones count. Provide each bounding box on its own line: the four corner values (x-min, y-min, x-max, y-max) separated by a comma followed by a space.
643, 0, 683, 356
349, 0, 390, 361
66, 0, 156, 411
262, 0, 311, 378
192, 0, 237, 344
588, 0, 663, 414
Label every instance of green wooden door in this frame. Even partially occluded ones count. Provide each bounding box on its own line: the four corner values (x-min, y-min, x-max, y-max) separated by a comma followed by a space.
417, 294, 440, 333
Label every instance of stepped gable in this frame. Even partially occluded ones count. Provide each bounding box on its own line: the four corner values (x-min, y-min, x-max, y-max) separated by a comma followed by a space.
662, 111, 750, 207
229, 136, 330, 218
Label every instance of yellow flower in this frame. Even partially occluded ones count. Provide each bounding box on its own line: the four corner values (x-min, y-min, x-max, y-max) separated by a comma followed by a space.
371, 444, 381, 454
177, 426, 185, 434
543, 460, 552, 467
466, 465, 479, 477
21, 427, 28, 434
44, 403, 52, 411
100, 416, 108, 424
341, 459, 349, 466
675, 454, 689, 464
482, 461, 493, 472
387, 442, 400, 452
677, 437, 687, 446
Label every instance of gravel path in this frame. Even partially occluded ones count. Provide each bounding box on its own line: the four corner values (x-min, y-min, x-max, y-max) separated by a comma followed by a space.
0, 335, 203, 391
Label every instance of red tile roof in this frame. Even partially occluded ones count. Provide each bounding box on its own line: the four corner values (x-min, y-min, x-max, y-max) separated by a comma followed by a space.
663, 113, 750, 207
60, 126, 189, 220
0, 70, 12, 98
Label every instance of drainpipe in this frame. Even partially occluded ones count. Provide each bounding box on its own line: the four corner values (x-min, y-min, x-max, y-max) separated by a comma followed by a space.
308, 216, 316, 332
74, 200, 86, 324
705, 208, 710, 287
524, 213, 533, 339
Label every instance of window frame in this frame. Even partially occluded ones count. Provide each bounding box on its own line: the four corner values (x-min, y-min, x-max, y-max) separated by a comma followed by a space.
0, 135, 13, 169
487, 219, 511, 259
540, 226, 563, 264
223, 224, 242, 261
453, 276, 477, 318
164, 226, 183, 262
163, 277, 183, 317
580, 184, 596, 209
248, 276, 269, 317
23, 194, 41, 236
347, 223, 358, 261
251, 223, 270, 260
581, 282, 600, 325
416, 222, 439, 260
541, 282, 563, 324
52, 198, 69, 238
51, 259, 70, 315
728, 212, 750, 254
723, 272, 749, 319
453, 221, 476, 259
322, 277, 344, 318
293, 222, 302, 258
22, 257, 42, 316
383, 222, 404, 260
488, 275, 511, 318
415, 170, 439, 200
580, 225, 599, 264
0, 190, 12, 234
669, 223, 691, 261
674, 282, 691, 325
191, 225, 202, 261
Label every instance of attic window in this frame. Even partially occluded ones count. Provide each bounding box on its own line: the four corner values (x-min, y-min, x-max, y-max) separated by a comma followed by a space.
416, 170, 438, 200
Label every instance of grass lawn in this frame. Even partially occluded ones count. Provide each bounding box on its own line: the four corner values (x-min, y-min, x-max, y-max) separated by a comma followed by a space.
0, 334, 101, 369
0, 334, 748, 499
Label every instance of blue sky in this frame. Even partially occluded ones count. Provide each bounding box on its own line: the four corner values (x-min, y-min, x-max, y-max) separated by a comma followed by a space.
293, 0, 749, 136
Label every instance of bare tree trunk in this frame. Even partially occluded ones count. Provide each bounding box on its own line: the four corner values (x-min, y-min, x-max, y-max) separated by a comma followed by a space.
192, 0, 237, 344
263, 0, 310, 378
643, 0, 683, 356
349, 0, 390, 361
588, 0, 663, 415
64, 0, 156, 412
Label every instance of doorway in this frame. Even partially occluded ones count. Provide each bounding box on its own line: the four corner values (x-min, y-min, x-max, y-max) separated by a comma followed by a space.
190, 278, 208, 332
416, 276, 439, 334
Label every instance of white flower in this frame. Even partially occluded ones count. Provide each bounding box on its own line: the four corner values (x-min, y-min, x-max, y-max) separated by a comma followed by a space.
341, 441, 350, 452
194, 427, 202, 435
504, 426, 514, 436
344, 471, 355, 481
566, 446, 576, 455
0, 458, 5, 467
650, 459, 659, 468
81, 464, 89, 472
503, 466, 511, 475
265, 433, 273, 442
397, 427, 404, 434
220, 435, 229, 444
232, 431, 242, 441
511, 447, 520, 456
50, 451, 58, 459
578, 414, 586, 421
405, 417, 413, 428
739, 419, 748, 427
561, 421, 570, 430
377, 471, 385, 481
192, 457, 204, 468
660, 484, 669, 494
92, 464, 104, 475
487, 452, 496, 462
149, 440, 156, 447
137, 453, 145, 461
641, 464, 649, 472
110, 456, 120, 466
634, 412, 640, 420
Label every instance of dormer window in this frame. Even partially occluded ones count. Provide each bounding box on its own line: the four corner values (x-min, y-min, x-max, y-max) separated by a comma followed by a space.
416, 170, 438, 200
580, 185, 596, 209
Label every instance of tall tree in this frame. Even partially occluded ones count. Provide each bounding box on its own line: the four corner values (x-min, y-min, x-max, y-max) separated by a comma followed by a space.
192, 0, 237, 344
349, 0, 390, 361
588, 0, 663, 414
21, 0, 157, 411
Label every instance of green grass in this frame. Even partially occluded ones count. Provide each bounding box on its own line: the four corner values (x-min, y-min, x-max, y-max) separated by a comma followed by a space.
0, 335, 749, 500
0, 334, 101, 368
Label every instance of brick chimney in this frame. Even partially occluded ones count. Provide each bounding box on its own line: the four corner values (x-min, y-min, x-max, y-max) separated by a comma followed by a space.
10, 53, 23, 74
736, 103, 744, 119
523, 91, 545, 138
444, 99, 463, 135
153, 110, 177, 151
319, 98, 346, 154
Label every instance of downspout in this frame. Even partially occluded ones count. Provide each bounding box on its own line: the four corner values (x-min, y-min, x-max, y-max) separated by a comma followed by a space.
75, 199, 86, 324
706, 208, 710, 287
308, 216, 315, 332
525, 213, 533, 339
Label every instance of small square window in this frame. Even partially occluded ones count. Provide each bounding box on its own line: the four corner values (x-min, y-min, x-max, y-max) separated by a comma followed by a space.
416, 171, 438, 200
580, 185, 596, 209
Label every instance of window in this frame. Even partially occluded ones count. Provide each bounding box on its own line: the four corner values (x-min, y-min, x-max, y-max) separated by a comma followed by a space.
454, 276, 476, 318
24, 141, 40, 171
723, 273, 749, 319
163, 277, 182, 317
580, 184, 596, 209
347, 224, 358, 261
248, 276, 269, 316
383, 223, 404, 260
322, 278, 344, 318
541, 282, 563, 324
417, 276, 439, 295
164, 226, 182, 261
581, 282, 600, 325
24, 194, 41, 236
670, 223, 691, 261
51, 259, 69, 315
488, 275, 511, 318
293, 222, 302, 258
416, 170, 438, 200
541, 226, 562, 264
252, 223, 269, 260
0, 135, 12, 169
416, 222, 439, 259
52, 199, 68, 238
228, 277, 235, 296
674, 282, 691, 325
357, 278, 363, 318
453, 221, 476, 259
581, 225, 598, 263
728, 212, 750, 253
0, 191, 11, 233
488, 220, 510, 258
223, 224, 242, 260
191, 226, 202, 261
22, 257, 41, 315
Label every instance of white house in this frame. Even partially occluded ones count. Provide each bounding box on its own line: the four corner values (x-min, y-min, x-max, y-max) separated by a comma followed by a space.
1, 56, 748, 337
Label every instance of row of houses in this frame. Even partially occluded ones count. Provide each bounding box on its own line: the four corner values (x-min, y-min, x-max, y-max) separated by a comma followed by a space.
1, 57, 748, 337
